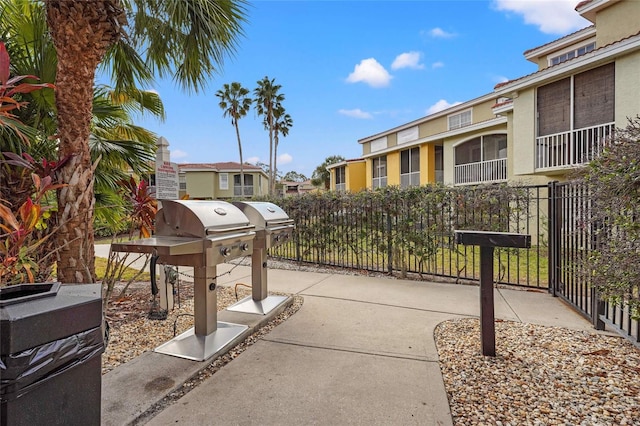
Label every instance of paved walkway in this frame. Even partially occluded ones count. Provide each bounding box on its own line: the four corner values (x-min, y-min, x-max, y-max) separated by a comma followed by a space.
98, 245, 595, 425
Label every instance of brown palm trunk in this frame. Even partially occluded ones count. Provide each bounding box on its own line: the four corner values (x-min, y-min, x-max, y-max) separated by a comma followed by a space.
46, 0, 124, 283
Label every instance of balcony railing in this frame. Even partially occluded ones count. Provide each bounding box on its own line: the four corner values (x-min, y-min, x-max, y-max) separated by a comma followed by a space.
536, 122, 615, 170
455, 158, 507, 185
233, 185, 254, 196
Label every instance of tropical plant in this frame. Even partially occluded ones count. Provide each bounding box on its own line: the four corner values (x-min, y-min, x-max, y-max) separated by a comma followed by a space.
254, 76, 284, 195
215, 82, 252, 197
0, 41, 55, 147
272, 102, 293, 194
101, 177, 157, 314
311, 155, 345, 189
42, 0, 247, 283
0, 173, 65, 285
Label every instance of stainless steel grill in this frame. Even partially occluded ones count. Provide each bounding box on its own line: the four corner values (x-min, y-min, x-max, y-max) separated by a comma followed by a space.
111, 200, 255, 361
228, 201, 295, 314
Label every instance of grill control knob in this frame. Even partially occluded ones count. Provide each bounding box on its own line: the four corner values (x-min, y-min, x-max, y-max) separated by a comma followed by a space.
220, 247, 231, 257
240, 243, 250, 251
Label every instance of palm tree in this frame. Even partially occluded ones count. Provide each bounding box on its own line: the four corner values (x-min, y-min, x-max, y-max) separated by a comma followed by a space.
215, 82, 252, 197
42, 0, 247, 283
253, 76, 284, 196
272, 103, 293, 194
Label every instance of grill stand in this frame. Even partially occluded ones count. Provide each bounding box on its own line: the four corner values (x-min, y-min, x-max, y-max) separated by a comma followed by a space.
227, 245, 287, 315
155, 264, 247, 361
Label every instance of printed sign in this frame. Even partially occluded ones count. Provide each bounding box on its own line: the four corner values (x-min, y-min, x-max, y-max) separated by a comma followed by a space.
155, 161, 179, 200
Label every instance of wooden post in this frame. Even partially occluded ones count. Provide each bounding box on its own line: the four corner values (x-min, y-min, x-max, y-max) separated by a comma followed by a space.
455, 230, 531, 357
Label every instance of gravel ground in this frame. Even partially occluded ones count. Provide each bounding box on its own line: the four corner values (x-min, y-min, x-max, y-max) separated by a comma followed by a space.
103, 259, 640, 425
435, 318, 640, 425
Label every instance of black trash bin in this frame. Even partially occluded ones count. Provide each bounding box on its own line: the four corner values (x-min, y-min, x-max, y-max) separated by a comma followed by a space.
0, 283, 104, 426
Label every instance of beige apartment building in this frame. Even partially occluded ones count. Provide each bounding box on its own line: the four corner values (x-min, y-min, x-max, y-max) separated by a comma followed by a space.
178, 162, 269, 199
328, 0, 640, 191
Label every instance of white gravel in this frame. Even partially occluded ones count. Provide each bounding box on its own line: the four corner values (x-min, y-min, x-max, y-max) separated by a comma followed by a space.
435, 318, 640, 425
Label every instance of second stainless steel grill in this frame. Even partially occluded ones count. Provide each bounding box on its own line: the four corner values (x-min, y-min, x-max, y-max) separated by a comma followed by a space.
111, 200, 255, 361
228, 201, 295, 314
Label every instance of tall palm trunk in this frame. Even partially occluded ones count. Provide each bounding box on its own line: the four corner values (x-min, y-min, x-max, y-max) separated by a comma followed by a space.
234, 121, 244, 197
267, 114, 274, 196
273, 131, 279, 195
46, 0, 124, 283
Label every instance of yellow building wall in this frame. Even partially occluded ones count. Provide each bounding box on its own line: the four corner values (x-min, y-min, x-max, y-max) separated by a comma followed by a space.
472, 99, 499, 122
511, 89, 537, 177
595, 1, 640, 47
186, 171, 215, 199
347, 162, 367, 192
615, 53, 640, 125
419, 143, 435, 184
419, 116, 448, 137
365, 158, 373, 190
387, 151, 400, 186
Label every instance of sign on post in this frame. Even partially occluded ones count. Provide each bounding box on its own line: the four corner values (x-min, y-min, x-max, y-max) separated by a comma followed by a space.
155, 161, 179, 200
454, 230, 531, 357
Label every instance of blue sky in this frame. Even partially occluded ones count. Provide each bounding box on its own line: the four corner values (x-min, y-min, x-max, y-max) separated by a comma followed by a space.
134, 0, 591, 178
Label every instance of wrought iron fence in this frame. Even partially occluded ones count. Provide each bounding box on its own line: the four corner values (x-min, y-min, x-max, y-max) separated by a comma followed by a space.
549, 181, 639, 346
269, 184, 550, 288
265, 181, 639, 345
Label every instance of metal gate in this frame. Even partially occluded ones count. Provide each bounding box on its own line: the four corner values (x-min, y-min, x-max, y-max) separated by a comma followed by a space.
548, 181, 639, 346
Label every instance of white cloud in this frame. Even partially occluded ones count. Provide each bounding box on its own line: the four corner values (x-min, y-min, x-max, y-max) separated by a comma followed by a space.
391, 51, 425, 70
246, 156, 260, 164
278, 153, 293, 165
171, 149, 188, 159
346, 58, 392, 88
432, 61, 445, 69
493, 75, 510, 84
338, 108, 373, 119
426, 99, 462, 115
492, 0, 591, 34
429, 27, 456, 38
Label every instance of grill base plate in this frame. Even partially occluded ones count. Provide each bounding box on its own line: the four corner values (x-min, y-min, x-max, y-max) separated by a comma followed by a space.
154, 322, 248, 361
226, 295, 289, 315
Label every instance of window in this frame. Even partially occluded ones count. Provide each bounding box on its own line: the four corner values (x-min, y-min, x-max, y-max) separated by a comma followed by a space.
434, 146, 444, 183
537, 63, 614, 137
219, 173, 229, 190
335, 166, 346, 191
372, 156, 387, 189
448, 110, 472, 130
549, 42, 595, 66
179, 173, 186, 190
454, 135, 507, 184
233, 174, 253, 196
400, 147, 420, 188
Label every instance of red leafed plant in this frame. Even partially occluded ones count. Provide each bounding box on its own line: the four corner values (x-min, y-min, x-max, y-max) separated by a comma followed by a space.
119, 176, 157, 239
0, 41, 55, 144
0, 174, 66, 285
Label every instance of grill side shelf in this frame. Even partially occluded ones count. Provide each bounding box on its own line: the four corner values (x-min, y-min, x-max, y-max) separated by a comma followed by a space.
111, 237, 203, 256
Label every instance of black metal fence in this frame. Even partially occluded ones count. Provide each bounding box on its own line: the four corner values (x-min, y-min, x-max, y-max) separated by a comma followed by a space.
549, 181, 639, 346
265, 182, 639, 346
269, 184, 550, 288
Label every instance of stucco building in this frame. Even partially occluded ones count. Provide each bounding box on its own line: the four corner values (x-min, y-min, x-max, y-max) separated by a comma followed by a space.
328, 0, 640, 190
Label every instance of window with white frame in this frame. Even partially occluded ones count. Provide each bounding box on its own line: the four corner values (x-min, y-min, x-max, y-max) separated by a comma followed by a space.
233, 174, 253, 196
372, 156, 387, 189
454, 134, 507, 184
179, 173, 186, 190
549, 42, 595, 66
448, 109, 472, 130
219, 173, 229, 190
335, 166, 346, 191
400, 147, 420, 188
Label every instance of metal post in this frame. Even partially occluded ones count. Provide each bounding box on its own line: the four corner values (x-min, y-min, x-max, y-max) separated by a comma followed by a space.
252, 247, 268, 301
479, 246, 496, 357
193, 264, 217, 336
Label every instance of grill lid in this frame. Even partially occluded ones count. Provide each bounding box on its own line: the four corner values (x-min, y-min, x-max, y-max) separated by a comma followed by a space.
158, 200, 253, 238
232, 201, 293, 230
